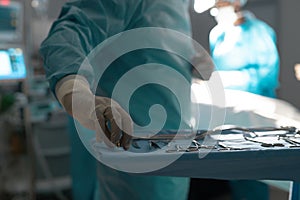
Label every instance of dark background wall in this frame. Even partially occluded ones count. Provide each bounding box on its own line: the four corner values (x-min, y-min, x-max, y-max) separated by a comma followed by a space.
277, 0, 300, 109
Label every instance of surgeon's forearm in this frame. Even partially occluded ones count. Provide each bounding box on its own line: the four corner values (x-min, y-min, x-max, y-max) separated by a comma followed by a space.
56, 75, 90, 101
55, 75, 94, 116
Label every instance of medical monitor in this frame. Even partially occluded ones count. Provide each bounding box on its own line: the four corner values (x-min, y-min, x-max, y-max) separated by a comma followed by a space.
0, 1, 23, 42
0, 47, 26, 81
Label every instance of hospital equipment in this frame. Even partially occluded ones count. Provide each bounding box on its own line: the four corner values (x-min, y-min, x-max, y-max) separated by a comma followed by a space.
0, 1, 23, 42
88, 88, 300, 200
0, 48, 26, 81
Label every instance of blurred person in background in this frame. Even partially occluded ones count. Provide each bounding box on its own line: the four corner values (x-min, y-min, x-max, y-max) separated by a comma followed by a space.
209, 0, 279, 98
189, 0, 280, 199
210, 0, 279, 199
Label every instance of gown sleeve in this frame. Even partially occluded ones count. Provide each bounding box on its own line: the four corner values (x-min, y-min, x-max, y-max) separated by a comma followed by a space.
39, 0, 126, 95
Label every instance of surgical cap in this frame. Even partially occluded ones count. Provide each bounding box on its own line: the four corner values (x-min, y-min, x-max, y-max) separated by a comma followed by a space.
216, 0, 248, 7
194, 0, 248, 14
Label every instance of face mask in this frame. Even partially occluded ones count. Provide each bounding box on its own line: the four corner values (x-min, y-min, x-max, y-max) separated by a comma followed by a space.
215, 6, 237, 26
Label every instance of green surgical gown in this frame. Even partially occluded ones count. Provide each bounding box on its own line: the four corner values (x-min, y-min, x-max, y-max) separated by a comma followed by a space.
40, 0, 195, 199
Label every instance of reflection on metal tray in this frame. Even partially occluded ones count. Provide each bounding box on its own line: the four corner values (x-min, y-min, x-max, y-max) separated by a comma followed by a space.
90, 126, 300, 154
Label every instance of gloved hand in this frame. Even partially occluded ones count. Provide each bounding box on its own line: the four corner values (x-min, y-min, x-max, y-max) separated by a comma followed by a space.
55, 75, 133, 150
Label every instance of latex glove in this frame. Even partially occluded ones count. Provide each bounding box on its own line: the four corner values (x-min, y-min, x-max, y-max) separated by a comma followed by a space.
56, 75, 133, 150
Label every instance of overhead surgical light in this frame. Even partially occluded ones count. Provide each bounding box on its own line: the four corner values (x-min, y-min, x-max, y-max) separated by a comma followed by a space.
194, 0, 215, 13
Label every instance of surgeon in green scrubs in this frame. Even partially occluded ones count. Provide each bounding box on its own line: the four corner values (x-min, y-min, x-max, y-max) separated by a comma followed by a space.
40, 0, 207, 199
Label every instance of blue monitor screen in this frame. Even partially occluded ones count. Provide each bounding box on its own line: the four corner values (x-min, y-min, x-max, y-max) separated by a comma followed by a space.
0, 5, 18, 32
0, 48, 26, 81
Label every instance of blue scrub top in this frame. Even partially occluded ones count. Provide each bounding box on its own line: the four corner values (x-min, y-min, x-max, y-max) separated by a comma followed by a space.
209, 11, 280, 98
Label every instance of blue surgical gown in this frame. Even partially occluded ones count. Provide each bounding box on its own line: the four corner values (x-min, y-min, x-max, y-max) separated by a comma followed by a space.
40, 0, 194, 199
209, 11, 280, 200
209, 11, 279, 98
